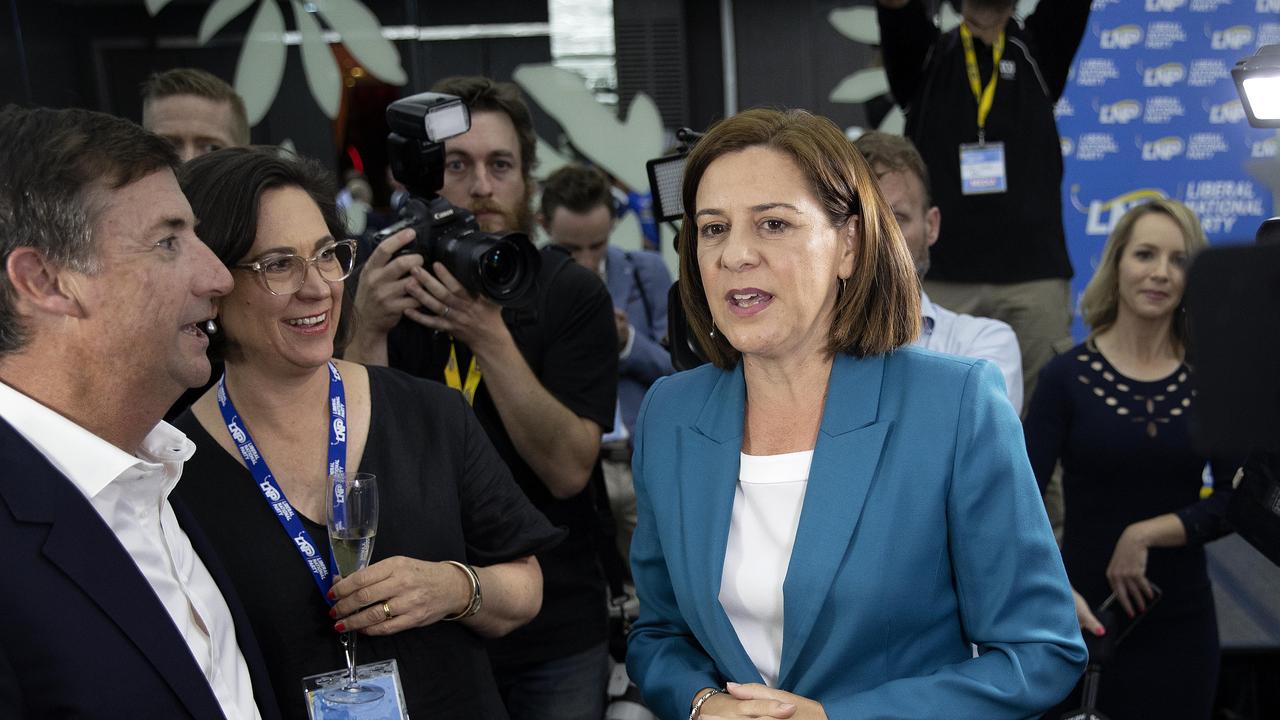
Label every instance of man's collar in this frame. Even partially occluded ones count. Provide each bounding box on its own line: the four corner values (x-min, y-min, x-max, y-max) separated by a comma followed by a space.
919, 289, 938, 335
0, 380, 192, 499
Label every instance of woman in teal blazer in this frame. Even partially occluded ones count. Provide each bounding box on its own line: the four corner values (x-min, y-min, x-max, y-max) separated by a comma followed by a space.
625, 108, 1086, 720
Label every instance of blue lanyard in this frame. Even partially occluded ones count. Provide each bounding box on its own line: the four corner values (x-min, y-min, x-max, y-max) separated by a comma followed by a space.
216, 362, 347, 606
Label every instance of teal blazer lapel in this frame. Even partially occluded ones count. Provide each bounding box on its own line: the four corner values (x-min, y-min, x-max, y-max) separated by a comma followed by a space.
678, 363, 763, 684
777, 353, 890, 688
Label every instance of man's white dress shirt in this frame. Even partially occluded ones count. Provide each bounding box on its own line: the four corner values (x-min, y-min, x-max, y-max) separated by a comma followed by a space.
0, 381, 262, 720
914, 291, 1024, 413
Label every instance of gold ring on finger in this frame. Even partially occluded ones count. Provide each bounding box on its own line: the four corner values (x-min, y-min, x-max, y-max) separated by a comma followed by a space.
382, 601, 394, 621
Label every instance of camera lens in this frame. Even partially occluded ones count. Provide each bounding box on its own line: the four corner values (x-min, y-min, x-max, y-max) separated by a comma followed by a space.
480, 245, 519, 290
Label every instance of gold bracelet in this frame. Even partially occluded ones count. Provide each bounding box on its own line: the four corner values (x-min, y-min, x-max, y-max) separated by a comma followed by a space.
441, 560, 482, 621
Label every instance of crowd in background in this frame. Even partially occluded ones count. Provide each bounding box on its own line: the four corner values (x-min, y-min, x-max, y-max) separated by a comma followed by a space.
0, 0, 1269, 717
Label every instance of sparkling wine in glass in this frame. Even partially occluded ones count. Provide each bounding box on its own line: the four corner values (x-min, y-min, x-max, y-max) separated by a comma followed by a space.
322, 471, 384, 704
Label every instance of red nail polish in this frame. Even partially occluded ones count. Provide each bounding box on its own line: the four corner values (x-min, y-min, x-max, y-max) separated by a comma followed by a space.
1094, 627, 1106, 637
328, 607, 337, 619
327, 590, 336, 600
334, 622, 346, 632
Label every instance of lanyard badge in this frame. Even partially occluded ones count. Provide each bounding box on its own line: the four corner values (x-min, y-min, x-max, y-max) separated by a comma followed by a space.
958, 24, 1008, 195
217, 362, 348, 605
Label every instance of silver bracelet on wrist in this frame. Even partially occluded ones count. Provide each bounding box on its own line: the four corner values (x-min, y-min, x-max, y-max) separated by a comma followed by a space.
441, 560, 482, 621
689, 687, 726, 720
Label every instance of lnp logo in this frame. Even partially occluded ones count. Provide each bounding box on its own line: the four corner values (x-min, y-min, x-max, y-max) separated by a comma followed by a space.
259, 479, 282, 502
228, 419, 247, 445
1211, 25, 1253, 51
332, 417, 347, 444
333, 479, 346, 505
329, 459, 342, 480
1145, 0, 1186, 8
331, 396, 346, 419
1253, 138, 1278, 158
1208, 100, 1246, 124
294, 534, 317, 558
1072, 186, 1168, 235
217, 383, 227, 405
1142, 136, 1185, 160
1099, 100, 1142, 124
1099, 24, 1143, 49
1142, 62, 1185, 87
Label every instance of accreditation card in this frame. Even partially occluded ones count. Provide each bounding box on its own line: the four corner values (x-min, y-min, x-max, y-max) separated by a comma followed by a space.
959, 142, 1008, 195
303, 659, 408, 720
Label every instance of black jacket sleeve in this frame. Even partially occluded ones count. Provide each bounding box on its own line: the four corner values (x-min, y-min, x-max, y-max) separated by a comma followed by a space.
876, 0, 942, 110
1022, 0, 1092, 101
1023, 356, 1072, 494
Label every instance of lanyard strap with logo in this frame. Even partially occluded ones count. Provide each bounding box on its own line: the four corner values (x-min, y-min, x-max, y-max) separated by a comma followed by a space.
959, 23, 1005, 145
443, 339, 482, 405
216, 361, 346, 606
957, 24, 1010, 196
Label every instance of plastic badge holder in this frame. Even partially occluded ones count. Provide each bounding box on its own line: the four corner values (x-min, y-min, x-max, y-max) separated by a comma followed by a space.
303, 659, 408, 720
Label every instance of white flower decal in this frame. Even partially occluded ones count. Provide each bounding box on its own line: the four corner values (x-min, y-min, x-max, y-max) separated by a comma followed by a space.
145, 0, 407, 124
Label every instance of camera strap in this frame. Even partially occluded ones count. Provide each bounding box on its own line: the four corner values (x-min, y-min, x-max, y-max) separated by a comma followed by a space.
215, 362, 346, 606
444, 339, 482, 405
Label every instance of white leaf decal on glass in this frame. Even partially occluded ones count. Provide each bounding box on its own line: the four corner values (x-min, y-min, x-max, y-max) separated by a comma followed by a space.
534, 136, 573, 181
514, 63, 661, 191
198, 0, 257, 45
880, 105, 905, 135
315, 0, 406, 85
145, 0, 174, 16
828, 7, 878, 45
291, 1, 341, 118
829, 68, 890, 103
234, 0, 287, 125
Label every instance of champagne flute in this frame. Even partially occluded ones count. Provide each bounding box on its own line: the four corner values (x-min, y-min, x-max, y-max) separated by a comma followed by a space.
322, 471, 384, 704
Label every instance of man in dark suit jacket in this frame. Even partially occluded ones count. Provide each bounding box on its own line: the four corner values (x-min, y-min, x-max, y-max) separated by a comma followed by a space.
538, 164, 674, 563
0, 105, 278, 718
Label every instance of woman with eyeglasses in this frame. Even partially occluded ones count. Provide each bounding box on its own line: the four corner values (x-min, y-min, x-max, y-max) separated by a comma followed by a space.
171, 147, 563, 720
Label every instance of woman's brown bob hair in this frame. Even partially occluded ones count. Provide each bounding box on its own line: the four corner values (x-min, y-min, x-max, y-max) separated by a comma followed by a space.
179, 146, 355, 361
678, 108, 920, 368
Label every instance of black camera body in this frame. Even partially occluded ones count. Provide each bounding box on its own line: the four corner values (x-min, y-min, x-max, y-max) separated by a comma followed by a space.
374, 92, 540, 307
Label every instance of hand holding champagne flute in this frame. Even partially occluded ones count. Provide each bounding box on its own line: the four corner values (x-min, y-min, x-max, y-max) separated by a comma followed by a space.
324, 471, 383, 704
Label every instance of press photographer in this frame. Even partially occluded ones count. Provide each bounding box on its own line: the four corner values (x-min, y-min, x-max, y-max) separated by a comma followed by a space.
344, 77, 618, 720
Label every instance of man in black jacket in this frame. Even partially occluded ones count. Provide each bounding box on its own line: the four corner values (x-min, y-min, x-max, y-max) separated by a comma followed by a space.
0, 105, 278, 719
877, 0, 1090, 409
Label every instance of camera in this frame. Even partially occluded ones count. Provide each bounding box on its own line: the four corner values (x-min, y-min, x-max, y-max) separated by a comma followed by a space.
374, 92, 540, 307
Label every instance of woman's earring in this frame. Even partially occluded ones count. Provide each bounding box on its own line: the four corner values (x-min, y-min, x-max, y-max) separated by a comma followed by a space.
710, 323, 718, 338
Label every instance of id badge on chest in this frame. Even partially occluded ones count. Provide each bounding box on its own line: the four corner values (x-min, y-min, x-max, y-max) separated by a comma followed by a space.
303, 660, 409, 719
959, 142, 1008, 195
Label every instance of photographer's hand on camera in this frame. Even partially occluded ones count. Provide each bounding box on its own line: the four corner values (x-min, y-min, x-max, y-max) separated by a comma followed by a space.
348, 227, 424, 366
409, 261, 602, 501
407, 261, 511, 355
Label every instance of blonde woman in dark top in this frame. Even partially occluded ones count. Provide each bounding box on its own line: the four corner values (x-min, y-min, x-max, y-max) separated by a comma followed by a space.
1025, 198, 1236, 719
